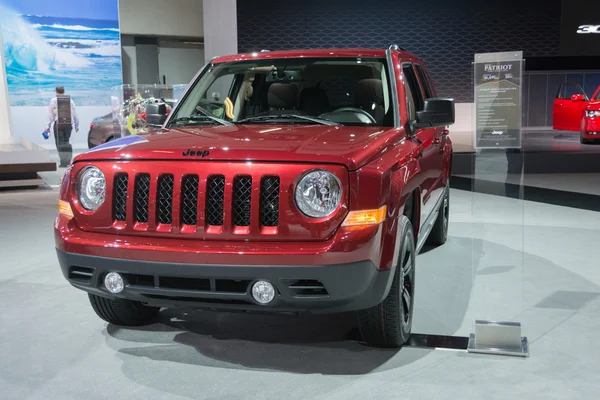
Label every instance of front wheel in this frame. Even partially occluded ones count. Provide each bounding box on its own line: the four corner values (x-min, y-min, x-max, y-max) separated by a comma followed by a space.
358, 215, 416, 348
88, 294, 159, 326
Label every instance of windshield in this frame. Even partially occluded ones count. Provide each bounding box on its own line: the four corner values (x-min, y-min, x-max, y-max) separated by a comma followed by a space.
169, 57, 394, 127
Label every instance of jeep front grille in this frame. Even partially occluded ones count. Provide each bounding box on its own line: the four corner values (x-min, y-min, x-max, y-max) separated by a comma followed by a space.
181, 175, 199, 226
206, 175, 225, 226
134, 174, 150, 223
113, 171, 281, 235
113, 174, 128, 221
233, 176, 252, 227
260, 176, 280, 227
157, 174, 174, 225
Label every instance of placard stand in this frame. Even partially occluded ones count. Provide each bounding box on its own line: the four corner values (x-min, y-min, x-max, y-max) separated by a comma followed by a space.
469, 52, 528, 358
467, 320, 529, 357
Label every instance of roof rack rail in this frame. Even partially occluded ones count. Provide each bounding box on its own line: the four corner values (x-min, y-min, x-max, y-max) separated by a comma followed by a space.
388, 44, 406, 51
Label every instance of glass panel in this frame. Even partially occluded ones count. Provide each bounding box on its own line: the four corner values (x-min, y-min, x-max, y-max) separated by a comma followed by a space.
110, 84, 188, 138
471, 52, 525, 331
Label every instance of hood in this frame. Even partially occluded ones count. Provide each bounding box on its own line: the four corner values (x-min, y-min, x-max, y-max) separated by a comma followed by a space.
75, 124, 403, 170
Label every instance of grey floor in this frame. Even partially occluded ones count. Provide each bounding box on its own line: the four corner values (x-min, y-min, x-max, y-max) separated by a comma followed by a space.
2, 188, 600, 399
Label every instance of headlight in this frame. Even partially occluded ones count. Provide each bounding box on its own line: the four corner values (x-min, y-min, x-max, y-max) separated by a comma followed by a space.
78, 166, 106, 211
586, 110, 600, 118
294, 170, 342, 218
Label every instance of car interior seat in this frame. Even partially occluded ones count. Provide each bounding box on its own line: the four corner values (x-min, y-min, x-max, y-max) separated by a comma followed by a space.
267, 83, 299, 112
299, 87, 331, 116
354, 78, 385, 122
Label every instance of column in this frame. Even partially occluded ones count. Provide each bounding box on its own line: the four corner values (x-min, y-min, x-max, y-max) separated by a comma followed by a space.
202, 0, 238, 63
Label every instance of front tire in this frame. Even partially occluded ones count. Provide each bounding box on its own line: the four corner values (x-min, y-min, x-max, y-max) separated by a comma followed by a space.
427, 185, 449, 246
358, 215, 416, 348
88, 294, 159, 326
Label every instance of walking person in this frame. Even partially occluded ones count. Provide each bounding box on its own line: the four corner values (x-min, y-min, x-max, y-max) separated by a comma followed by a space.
45, 86, 79, 167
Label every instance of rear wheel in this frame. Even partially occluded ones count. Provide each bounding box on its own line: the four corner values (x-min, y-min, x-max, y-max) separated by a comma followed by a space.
358, 215, 415, 348
426, 185, 449, 246
88, 294, 159, 326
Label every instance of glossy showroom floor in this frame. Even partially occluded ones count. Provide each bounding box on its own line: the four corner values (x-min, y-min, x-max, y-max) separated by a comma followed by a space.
2, 187, 600, 400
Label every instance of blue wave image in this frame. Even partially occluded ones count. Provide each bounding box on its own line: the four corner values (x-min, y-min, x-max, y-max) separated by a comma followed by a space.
0, 4, 122, 106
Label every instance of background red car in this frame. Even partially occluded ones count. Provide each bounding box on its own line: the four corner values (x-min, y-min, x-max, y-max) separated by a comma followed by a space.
553, 83, 600, 144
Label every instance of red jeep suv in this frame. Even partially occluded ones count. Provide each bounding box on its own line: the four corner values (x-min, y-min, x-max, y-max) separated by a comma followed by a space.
55, 46, 454, 348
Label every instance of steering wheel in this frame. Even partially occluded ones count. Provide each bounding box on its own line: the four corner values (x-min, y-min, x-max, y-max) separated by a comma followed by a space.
329, 107, 377, 124
197, 100, 226, 118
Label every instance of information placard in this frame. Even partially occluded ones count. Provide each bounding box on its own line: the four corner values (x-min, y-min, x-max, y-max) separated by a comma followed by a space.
474, 52, 523, 149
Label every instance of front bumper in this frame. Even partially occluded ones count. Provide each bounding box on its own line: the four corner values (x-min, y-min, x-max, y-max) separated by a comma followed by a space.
582, 116, 600, 139
57, 249, 393, 314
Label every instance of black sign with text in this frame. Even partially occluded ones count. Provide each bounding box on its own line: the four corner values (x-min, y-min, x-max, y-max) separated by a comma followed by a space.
560, 0, 600, 56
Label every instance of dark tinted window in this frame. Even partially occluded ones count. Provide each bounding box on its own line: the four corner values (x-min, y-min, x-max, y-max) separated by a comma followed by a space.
415, 64, 434, 98
402, 63, 424, 115
557, 83, 586, 99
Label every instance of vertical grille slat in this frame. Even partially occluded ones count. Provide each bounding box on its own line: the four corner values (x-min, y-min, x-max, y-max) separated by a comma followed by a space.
233, 176, 252, 227
181, 175, 199, 226
134, 174, 150, 223
157, 174, 174, 225
260, 176, 280, 227
206, 176, 225, 226
113, 174, 128, 221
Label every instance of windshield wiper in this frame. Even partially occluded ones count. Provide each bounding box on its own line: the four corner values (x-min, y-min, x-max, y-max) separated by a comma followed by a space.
168, 112, 233, 127
238, 114, 339, 126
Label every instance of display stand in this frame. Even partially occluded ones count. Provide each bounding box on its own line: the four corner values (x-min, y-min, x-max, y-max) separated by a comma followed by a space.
468, 51, 528, 358
111, 84, 187, 138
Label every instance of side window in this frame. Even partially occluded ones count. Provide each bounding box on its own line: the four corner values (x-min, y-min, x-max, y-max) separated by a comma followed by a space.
415, 64, 434, 99
556, 83, 587, 100
402, 63, 425, 120
403, 73, 416, 122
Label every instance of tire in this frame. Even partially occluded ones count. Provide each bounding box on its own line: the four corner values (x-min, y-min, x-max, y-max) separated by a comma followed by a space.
88, 294, 159, 326
426, 185, 449, 246
581, 137, 589, 145
358, 215, 416, 348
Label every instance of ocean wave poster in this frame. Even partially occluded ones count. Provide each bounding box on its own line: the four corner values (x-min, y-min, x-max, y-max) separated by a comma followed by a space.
0, 0, 122, 106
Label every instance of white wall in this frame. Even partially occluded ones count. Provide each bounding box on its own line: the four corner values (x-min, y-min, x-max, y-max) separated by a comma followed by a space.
10, 106, 111, 149
119, 0, 204, 38
159, 44, 205, 85
203, 0, 237, 63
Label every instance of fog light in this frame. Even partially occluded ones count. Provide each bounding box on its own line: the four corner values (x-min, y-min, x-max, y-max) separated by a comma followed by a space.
104, 272, 124, 294
251, 280, 276, 304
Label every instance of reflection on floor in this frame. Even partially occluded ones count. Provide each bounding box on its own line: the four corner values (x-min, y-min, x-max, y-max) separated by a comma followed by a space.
1, 189, 600, 399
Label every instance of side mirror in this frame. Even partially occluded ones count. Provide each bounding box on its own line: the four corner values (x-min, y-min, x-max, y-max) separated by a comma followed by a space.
571, 94, 586, 101
145, 102, 168, 127
415, 98, 455, 129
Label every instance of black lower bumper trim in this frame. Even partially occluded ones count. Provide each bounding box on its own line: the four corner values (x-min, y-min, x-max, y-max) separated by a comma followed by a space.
56, 249, 393, 314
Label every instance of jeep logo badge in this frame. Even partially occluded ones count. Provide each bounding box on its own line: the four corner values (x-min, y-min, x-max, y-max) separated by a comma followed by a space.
182, 149, 210, 157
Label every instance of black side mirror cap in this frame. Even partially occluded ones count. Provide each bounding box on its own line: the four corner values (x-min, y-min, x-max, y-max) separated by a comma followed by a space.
414, 98, 455, 129
146, 102, 168, 126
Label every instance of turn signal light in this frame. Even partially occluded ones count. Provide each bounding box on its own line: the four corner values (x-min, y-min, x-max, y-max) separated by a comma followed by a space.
342, 206, 387, 227
58, 199, 74, 219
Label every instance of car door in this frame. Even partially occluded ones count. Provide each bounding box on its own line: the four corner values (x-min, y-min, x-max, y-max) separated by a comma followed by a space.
592, 86, 600, 102
414, 63, 445, 205
401, 63, 442, 229
553, 83, 589, 131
